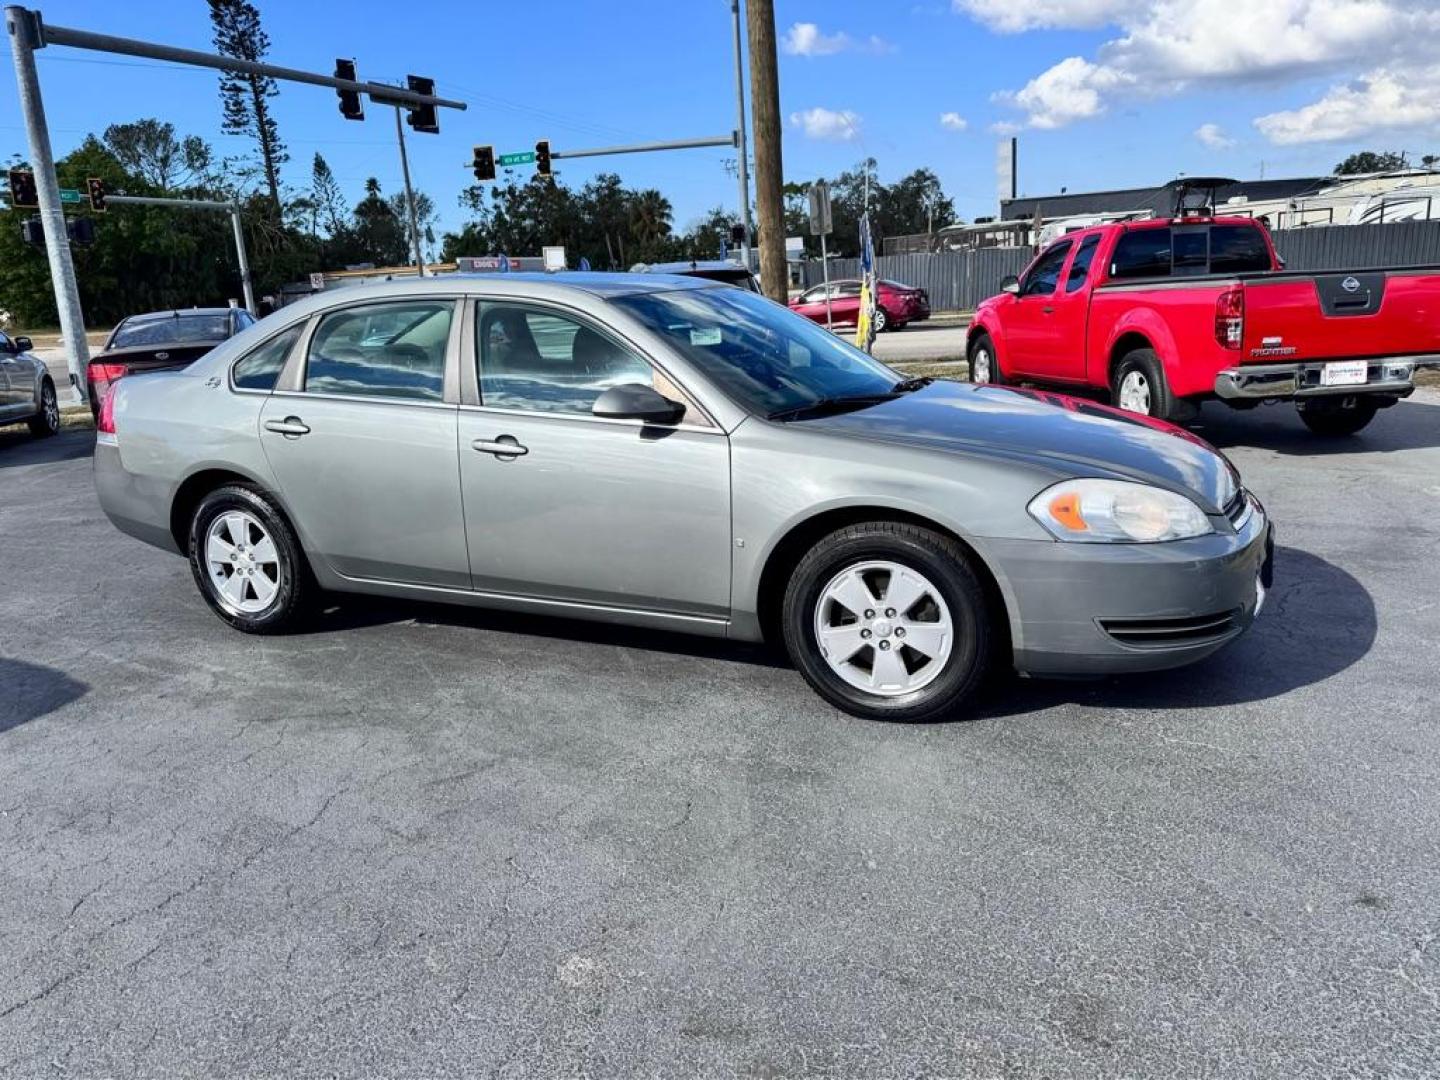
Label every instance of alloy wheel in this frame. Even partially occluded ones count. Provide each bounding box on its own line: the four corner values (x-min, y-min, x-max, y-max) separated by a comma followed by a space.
813, 560, 954, 697
972, 348, 992, 384
1119, 370, 1152, 414
42, 385, 59, 431
206, 510, 282, 615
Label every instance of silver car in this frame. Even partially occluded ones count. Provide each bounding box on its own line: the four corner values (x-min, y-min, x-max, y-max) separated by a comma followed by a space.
94, 274, 1272, 722
1, 329, 61, 439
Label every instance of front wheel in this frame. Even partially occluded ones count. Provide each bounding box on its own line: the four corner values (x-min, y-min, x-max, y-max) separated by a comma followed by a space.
968, 332, 1005, 385
188, 484, 314, 633
28, 380, 60, 438
1298, 398, 1379, 437
783, 522, 995, 723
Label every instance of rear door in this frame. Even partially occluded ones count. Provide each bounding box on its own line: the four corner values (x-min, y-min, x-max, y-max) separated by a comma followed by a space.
1001, 239, 1073, 377
829, 281, 863, 326
0, 332, 20, 415
257, 296, 470, 588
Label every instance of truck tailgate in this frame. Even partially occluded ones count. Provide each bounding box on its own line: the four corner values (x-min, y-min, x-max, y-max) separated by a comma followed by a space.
1241, 269, 1440, 363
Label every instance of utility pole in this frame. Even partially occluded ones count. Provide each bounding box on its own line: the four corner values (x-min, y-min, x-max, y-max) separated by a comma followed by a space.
730, 0, 752, 270
745, 0, 786, 302
392, 106, 425, 276
6, 5, 89, 401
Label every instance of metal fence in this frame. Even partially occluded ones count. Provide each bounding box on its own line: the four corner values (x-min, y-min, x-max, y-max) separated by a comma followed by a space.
799, 220, 1440, 312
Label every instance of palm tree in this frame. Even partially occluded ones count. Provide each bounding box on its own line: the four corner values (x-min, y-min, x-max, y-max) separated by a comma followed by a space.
628, 189, 673, 255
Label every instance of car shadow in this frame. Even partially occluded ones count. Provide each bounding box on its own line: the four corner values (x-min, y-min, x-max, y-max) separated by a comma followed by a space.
1191, 394, 1440, 456
974, 546, 1375, 718
0, 658, 89, 733
301, 593, 790, 668
0, 428, 94, 468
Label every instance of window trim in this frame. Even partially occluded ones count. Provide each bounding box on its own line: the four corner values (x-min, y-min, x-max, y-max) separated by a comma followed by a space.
1064, 233, 1103, 293
278, 296, 464, 406
228, 321, 309, 396
459, 297, 718, 430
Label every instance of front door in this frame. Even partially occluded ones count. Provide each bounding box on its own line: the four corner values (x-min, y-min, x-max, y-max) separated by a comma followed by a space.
0, 333, 22, 416
1000, 239, 1073, 378
1030, 233, 1100, 382
457, 300, 731, 617
257, 297, 470, 588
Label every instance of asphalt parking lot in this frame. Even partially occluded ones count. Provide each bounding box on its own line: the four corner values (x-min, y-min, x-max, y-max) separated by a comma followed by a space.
2, 392, 1439, 1078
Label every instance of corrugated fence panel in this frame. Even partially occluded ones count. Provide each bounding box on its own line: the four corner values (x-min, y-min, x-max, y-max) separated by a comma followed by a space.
799, 222, 1440, 310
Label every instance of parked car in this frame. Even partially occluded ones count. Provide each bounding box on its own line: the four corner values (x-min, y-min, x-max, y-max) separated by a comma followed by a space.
87, 306, 256, 418
789, 279, 930, 332
0, 329, 59, 439
94, 273, 1271, 723
631, 260, 760, 292
968, 215, 1440, 435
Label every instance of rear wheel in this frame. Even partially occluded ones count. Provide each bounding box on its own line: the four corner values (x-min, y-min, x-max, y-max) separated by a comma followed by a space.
188, 484, 313, 633
873, 307, 889, 333
783, 522, 994, 723
27, 380, 59, 438
967, 332, 1005, 386
1298, 397, 1379, 437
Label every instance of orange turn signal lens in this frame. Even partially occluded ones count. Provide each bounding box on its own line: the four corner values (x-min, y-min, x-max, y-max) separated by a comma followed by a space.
1048, 492, 1088, 532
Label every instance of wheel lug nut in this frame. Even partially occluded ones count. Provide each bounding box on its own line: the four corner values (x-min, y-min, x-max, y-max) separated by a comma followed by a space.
864, 609, 875, 619
895, 627, 906, 638
885, 608, 896, 618
878, 640, 891, 650
860, 628, 872, 639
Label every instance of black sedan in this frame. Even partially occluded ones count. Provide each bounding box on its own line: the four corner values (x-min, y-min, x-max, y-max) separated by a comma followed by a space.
87, 306, 256, 417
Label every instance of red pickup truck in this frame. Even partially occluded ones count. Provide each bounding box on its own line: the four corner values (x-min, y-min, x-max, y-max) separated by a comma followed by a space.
967, 215, 1440, 435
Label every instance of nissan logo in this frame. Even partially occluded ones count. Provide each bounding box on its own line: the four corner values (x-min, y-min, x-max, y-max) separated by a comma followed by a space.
1341, 276, 1361, 293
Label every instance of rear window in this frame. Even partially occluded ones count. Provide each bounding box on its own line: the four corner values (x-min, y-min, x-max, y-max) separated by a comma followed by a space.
1111, 229, 1172, 279
112, 314, 230, 348
1209, 224, 1271, 273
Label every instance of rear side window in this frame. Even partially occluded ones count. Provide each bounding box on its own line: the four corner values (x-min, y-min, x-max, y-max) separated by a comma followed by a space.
232, 325, 302, 391
1209, 225, 1271, 273
1111, 229, 1172, 279
305, 300, 453, 401
1065, 235, 1102, 292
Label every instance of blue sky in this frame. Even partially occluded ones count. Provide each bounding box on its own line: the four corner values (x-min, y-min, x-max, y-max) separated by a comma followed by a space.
4, 0, 1436, 243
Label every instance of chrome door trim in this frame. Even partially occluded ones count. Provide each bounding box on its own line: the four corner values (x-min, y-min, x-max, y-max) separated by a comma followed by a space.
268, 389, 459, 412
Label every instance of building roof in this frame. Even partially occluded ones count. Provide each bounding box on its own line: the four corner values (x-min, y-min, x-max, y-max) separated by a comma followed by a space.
1001, 176, 1332, 221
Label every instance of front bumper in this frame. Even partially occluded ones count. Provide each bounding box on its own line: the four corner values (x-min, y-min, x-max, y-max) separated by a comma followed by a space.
1214, 357, 1433, 401
989, 495, 1273, 677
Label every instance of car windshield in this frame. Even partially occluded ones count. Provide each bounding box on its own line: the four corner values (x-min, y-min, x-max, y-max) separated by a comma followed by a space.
112, 313, 230, 348
610, 287, 902, 417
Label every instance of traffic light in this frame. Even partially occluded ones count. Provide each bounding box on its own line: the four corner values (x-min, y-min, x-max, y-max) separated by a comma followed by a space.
405, 75, 438, 134
21, 217, 44, 248
8, 169, 37, 209
535, 139, 552, 177
472, 145, 495, 182
729, 222, 746, 246
67, 217, 95, 247
87, 177, 107, 213
334, 59, 364, 121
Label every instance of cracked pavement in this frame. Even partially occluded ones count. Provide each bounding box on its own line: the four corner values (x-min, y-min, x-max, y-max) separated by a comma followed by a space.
1, 392, 1439, 1077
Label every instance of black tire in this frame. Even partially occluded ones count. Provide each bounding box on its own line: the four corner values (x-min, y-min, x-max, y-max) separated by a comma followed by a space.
1112, 348, 1195, 423
187, 484, 314, 634
1298, 398, 1379, 437
873, 307, 889, 333
782, 522, 995, 723
967, 331, 1006, 386
27, 379, 60, 438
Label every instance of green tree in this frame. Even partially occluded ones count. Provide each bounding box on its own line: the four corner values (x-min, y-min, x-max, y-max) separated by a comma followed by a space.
1335, 150, 1409, 175
388, 189, 439, 263
627, 189, 674, 262
102, 119, 214, 191
309, 153, 348, 236
208, 0, 287, 208
352, 178, 408, 267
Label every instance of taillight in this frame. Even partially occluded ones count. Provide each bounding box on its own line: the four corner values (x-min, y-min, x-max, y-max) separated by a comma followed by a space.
1214, 287, 1244, 350
89, 362, 129, 383
96, 385, 118, 435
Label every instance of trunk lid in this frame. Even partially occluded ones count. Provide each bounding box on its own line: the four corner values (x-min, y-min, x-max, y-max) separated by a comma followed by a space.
1241, 269, 1440, 363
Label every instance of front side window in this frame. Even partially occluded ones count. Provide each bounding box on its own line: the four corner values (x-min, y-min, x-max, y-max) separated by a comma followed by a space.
232, 325, 302, 391
1111, 228, 1172, 279
304, 300, 452, 401
610, 286, 901, 418
476, 304, 655, 415
1021, 240, 1073, 296
1065, 235, 1102, 293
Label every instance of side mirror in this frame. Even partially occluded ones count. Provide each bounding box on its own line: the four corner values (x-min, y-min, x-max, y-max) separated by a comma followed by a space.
592, 383, 685, 425
12, 336, 32, 353
1000, 275, 1020, 295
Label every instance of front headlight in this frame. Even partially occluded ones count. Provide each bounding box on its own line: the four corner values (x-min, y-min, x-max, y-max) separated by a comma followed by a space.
1027, 478, 1214, 543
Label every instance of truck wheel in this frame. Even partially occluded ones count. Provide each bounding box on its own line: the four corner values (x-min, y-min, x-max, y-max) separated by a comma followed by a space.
1298, 398, 1379, 437
968, 332, 1005, 386
1113, 349, 1187, 422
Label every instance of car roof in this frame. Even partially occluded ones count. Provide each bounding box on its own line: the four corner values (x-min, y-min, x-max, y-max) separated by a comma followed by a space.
634, 260, 751, 275
322, 271, 715, 302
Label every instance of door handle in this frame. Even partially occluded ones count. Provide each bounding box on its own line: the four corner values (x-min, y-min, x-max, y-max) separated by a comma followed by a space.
1042, 305, 1055, 314
472, 435, 528, 459
264, 416, 310, 437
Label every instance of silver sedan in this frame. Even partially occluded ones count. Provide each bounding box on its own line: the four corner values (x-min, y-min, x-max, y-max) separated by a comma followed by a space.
94, 274, 1272, 722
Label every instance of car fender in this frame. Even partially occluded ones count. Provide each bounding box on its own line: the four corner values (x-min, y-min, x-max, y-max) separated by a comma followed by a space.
1099, 308, 1179, 389
967, 308, 1013, 373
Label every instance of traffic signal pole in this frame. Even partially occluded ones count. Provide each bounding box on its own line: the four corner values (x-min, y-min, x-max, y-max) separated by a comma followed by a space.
6, 5, 90, 400
392, 106, 426, 277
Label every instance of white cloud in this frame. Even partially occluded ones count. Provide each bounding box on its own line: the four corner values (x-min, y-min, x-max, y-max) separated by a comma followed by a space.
952, 0, 1140, 32
1254, 66, 1440, 144
983, 0, 1440, 132
782, 22, 894, 56
989, 120, 1022, 135
939, 112, 969, 132
789, 107, 862, 141
1194, 122, 1236, 149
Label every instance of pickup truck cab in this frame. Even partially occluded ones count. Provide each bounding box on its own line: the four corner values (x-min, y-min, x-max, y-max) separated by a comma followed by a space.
968, 216, 1440, 435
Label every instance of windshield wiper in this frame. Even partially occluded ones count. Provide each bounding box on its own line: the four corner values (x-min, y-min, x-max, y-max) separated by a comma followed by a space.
892, 375, 932, 393
767, 393, 898, 422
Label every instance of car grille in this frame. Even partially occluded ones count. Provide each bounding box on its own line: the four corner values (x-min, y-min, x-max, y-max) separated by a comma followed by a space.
1098, 610, 1241, 649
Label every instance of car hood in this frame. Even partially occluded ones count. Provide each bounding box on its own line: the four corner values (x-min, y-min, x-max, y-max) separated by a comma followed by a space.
802, 381, 1239, 512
